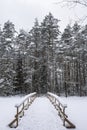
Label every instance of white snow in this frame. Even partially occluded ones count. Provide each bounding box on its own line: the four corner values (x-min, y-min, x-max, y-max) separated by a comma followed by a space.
17, 96, 66, 130
0, 84, 4, 88
25, 78, 31, 83
0, 96, 21, 130
0, 95, 87, 130
60, 96, 87, 130
15, 92, 36, 107
5, 38, 11, 42
0, 78, 4, 84
47, 92, 66, 105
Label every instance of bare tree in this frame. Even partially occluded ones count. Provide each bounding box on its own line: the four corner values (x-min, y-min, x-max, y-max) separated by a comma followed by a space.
58, 0, 87, 7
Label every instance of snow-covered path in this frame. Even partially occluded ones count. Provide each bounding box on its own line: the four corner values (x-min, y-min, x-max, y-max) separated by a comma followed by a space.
16, 96, 66, 130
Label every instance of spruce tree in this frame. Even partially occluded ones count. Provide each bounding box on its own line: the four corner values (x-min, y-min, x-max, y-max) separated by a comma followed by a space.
29, 19, 41, 93
41, 12, 60, 93
0, 21, 16, 95
13, 52, 24, 94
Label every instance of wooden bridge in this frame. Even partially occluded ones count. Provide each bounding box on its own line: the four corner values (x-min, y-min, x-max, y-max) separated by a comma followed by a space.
8, 92, 76, 129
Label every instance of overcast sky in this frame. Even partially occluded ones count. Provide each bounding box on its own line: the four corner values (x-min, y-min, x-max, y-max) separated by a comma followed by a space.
0, 0, 87, 32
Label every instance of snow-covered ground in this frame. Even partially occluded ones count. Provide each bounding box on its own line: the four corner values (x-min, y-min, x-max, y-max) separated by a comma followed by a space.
0, 95, 87, 130
0, 96, 22, 130
61, 96, 87, 130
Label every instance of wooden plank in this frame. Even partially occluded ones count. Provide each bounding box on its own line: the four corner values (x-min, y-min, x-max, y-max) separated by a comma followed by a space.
65, 117, 76, 128
8, 119, 17, 128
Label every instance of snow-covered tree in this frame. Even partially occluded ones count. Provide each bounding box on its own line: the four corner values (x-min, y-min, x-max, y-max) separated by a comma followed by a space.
29, 18, 41, 93
41, 13, 60, 93
13, 52, 23, 93
0, 21, 16, 96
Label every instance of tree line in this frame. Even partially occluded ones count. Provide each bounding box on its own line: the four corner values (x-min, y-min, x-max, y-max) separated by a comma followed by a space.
0, 12, 87, 96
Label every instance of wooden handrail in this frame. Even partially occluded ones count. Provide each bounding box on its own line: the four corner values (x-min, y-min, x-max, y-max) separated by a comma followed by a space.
8, 92, 37, 128
47, 92, 76, 129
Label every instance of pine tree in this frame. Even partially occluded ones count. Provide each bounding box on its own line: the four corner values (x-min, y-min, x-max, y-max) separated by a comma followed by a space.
13, 52, 25, 94
41, 12, 60, 93
0, 21, 16, 95
29, 19, 41, 93
61, 24, 73, 96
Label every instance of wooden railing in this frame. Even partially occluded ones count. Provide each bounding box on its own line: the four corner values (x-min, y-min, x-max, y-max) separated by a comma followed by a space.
8, 92, 37, 128
47, 92, 76, 129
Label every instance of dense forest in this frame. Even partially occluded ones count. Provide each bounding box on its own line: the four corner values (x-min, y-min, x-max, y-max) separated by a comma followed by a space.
0, 12, 87, 96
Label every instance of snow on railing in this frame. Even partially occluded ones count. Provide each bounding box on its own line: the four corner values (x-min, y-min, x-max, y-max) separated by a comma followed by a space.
8, 92, 37, 128
15, 92, 36, 107
47, 92, 66, 105
47, 92, 76, 129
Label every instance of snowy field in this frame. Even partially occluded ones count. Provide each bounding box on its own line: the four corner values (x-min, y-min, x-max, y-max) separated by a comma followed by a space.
0, 95, 87, 130
61, 96, 87, 130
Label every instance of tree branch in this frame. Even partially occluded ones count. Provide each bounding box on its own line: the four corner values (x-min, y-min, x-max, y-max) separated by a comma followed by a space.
56, 0, 87, 7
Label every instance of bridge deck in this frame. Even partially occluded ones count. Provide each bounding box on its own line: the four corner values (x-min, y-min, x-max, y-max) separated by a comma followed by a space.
16, 96, 66, 130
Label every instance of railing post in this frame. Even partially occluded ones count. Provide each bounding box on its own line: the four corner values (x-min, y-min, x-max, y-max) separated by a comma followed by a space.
16, 107, 19, 127
23, 102, 24, 116
58, 103, 61, 116
63, 105, 67, 113
63, 105, 67, 126
54, 98, 56, 104
27, 98, 29, 108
